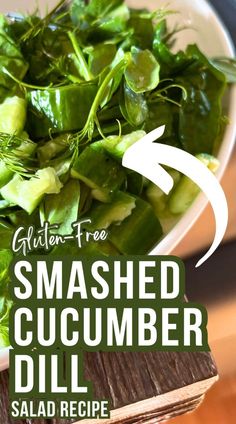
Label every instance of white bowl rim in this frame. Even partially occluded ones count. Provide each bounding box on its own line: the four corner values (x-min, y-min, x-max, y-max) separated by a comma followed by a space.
1, 0, 236, 371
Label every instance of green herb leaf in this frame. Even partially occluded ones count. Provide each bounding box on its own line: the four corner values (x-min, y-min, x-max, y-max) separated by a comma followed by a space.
68, 31, 93, 81
0, 132, 36, 177
0, 220, 14, 250
0, 296, 12, 347
0, 249, 12, 296
86, 0, 124, 18
128, 11, 154, 50
124, 47, 160, 93
0, 15, 28, 101
177, 45, 226, 154
86, 43, 117, 76
71, 0, 87, 23
211, 58, 236, 84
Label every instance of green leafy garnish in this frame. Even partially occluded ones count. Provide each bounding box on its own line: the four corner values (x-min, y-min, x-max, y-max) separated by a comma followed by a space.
124, 47, 160, 93
211, 58, 236, 83
0, 132, 36, 177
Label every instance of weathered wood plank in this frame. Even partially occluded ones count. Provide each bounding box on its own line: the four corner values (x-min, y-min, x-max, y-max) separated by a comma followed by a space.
50, 351, 217, 424
52, 396, 203, 424
0, 370, 48, 424
0, 370, 24, 424
1, 351, 218, 424
84, 351, 217, 409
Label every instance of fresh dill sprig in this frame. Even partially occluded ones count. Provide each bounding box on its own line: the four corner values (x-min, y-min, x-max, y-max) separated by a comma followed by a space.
20, 0, 69, 43
75, 54, 130, 144
0, 133, 36, 177
2, 68, 53, 90
49, 56, 83, 84
131, 7, 177, 21
148, 82, 188, 107
68, 31, 94, 82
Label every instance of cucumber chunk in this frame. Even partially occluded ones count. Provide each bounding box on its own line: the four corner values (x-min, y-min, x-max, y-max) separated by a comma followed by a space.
109, 197, 163, 254
38, 134, 69, 165
0, 162, 14, 189
40, 179, 80, 235
28, 84, 97, 138
146, 170, 180, 217
169, 154, 219, 215
71, 145, 126, 202
0, 96, 27, 135
16, 139, 37, 157
89, 191, 136, 230
1, 168, 62, 214
93, 130, 146, 160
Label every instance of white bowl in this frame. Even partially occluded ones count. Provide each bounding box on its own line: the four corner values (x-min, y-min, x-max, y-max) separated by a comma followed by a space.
0, 0, 236, 371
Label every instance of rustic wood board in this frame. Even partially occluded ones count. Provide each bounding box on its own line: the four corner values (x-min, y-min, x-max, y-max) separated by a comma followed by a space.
1, 351, 218, 424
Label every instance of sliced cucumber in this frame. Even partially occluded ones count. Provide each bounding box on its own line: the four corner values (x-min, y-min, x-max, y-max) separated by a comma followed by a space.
71, 145, 126, 202
1, 168, 62, 214
127, 171, 144, 196
28, 83, 97, 137
0, 96, 27, 135
169, 154, 219, 215
109, 197, 163, 254
40, 179, 80, 235
93, 130, 146, 160
0, 162, 14, 189
38, 134, 69, 165
89, 191, 136, 230
146, 170, 180, 217
15, 139, 37, 158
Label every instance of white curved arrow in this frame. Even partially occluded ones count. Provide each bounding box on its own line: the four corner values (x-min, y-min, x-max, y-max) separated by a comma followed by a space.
122, 126, 228, 268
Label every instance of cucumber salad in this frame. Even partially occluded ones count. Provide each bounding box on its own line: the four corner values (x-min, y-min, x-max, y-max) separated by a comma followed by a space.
0, 0, 236, 348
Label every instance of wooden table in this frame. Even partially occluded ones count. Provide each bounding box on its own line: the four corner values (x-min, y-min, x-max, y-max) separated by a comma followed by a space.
0, 351, 218, 424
